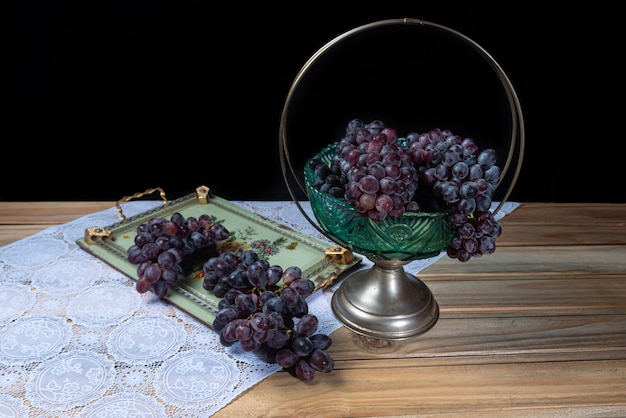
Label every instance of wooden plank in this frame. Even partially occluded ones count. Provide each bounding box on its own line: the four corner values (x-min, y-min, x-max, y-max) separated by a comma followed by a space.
0, 201, 114, 225
420, 245, 626, 276
501, 202, 626, 225
327, 315, 626, 364
213, 359, 626, 417
497, 202, 626, 246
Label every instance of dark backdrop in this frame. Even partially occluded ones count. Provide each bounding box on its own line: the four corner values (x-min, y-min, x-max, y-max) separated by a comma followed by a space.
2, 1, 624, 202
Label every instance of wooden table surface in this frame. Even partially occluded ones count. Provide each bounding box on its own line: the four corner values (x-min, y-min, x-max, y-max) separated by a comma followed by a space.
1, 201, 625, 417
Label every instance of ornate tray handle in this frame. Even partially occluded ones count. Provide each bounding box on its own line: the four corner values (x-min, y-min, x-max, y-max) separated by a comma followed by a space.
115, 187, 168, 221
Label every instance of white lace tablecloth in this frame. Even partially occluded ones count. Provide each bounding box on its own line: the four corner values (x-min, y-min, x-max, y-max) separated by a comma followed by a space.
0, 200, 519, 417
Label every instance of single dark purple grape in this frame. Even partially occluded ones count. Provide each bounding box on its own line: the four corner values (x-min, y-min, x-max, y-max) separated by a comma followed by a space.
275, 348, 299, 368
457, 198, 476, 215
295, 358, 316, 382
463, 237, 479, 253
484, 165, 501, 184
358, 175, 379, 194
379, 177, 398, 194
149, 221, 166, 238
134, 231, 153, 247
266, 329, 290, 349
262, 296, 285, 314
219, 329, 235, 346
240, 250, 259, 267
163, 220, 179, 236
477, 148, 497, 167
126, 245, 146, 265
367, 209, 387, 222
459, 222, 475, 239
152, 280, 168, 299
239, 337, 261, 352
170, 212, 184, 226
228, 270, 251, 291
157, 250, 176, 269
475, 194, 492, 212
234, 319, 253, 341
142, 263, 162, 284
252, 329, 270, 344
281, 266, 302, 286
375, 194, 393, 214
405, 201, 420, 212
457, 249, 471, 262
250, 312, 270, 332
287, 296, 308, 318
259, 290, 276, 305
223, 288, 242, 305
461, 138, 478, 156
220, 321, 238, 342
203, 272, 218, 290
452, 161, 469, 180
289, 278, 315, 297
215, 307, 239, 325
211, 258, 235, 278
479, 236, 496, 254
328, 187, 344, 198
279, 287, 300, 306
161, 267, 179, 284
234, 293, 257, 315
460, 182, 479, 199
135, 277, 152, 294
183, 217, 200, 232
310, 334, 332, 350
247, 263, 267, 289
211, 223, 230, 241
449, 236, 463, 250
295, 314, 318, 338
469, 164, 484, 181
359, 193, 377, 211
307, 349, 334, 373
212, 284, 227, 298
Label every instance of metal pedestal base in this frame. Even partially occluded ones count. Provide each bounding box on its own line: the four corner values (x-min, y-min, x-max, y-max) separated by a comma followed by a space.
331, 259, 439, 340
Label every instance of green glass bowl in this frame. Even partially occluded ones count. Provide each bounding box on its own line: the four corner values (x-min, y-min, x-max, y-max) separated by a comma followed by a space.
304, 142, 453, 262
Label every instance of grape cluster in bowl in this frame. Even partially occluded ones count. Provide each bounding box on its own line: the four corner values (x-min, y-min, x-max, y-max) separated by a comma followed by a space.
309, 118, 502, 262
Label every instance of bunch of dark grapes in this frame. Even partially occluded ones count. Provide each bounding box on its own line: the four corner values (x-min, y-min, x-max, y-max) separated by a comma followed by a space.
126, 212, 230, 298
407, 127, 502, 262
310, 118, 503, 262
310, 119, 420, 221
207, 249, 334, 382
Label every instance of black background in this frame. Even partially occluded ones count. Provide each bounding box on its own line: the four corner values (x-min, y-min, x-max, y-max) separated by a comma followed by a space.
2, 1, 624, 203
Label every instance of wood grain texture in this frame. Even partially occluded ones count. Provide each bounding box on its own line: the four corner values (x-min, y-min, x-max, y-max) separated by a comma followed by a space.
1, 201, 625, 417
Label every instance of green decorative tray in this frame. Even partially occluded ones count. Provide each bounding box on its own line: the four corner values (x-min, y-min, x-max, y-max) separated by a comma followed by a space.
76, 186, 362, 328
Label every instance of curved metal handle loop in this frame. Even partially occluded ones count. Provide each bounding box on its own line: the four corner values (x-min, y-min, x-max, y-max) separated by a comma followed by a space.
279, 17, 525, 230
116, 187, 168, 221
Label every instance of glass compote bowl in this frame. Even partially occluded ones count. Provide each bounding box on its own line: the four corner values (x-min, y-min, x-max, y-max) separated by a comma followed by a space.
304, 143, 452, 340
279, 18, 525, 341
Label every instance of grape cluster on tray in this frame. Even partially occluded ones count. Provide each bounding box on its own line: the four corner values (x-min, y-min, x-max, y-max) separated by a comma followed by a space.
126, 214, 334, 382
309, 118, 503, 262
126, 212, 230, 297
